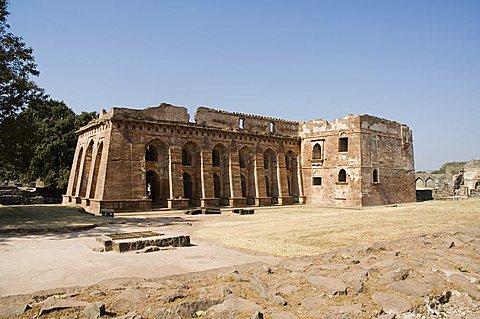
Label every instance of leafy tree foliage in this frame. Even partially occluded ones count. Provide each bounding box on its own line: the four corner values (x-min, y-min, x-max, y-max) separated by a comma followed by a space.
0, 0, 44, 121
0, 99, 97, 188
25, 100, 97, 189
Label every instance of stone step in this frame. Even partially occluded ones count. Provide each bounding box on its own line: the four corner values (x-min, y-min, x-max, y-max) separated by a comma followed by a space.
96, 233, 191, 253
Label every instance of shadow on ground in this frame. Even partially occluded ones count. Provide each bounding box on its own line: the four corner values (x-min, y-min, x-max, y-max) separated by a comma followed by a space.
0, 205, 196, 244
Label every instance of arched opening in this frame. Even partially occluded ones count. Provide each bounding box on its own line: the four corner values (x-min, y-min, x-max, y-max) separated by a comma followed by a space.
145, 145, 158, 161
212, 149, 221, 167
239, 152, 247, 168
312, 143, 322, 160
145, 140, 170, 208
475, 181, 480, 190
285, 150, 300, 202
182, 141, 201, 206
265, 176, 270, 197
425, 178, 434, 188
338, 169, 347, 183
79, 141, 94, 197
240, 174, 247, 198
146, 170, 160, 204
415, 178, 424, 188
239, 146, 256, 205
287, 176, 291, 196
212, 144, 231, 205
182, 148, 192, 166
213, 173, 221, 198
71, 147, 83, 196
183, 172, 193, 200
373, 169, 379, 183
89, 142, 103, 198
264, 148, 279, 204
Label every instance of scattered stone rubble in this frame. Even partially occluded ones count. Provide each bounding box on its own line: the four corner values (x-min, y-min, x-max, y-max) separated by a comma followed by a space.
1, 227, 479, 318
0, 186, 62, 205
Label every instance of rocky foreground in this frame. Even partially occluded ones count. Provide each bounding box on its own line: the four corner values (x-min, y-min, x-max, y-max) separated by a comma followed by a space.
1, 228, 479, 319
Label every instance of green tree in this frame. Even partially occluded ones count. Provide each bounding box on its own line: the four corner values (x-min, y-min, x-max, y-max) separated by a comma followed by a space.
25, 99, 97, 189
0, 0, 44, 121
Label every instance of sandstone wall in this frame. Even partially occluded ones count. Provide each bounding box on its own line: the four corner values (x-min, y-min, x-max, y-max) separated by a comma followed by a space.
299, 115, 363, 206
359, 115, 416, 206
195, 107, 299, 137
64, 103, 416, 212
64, 104, 301, 213
110, 103, 190, 123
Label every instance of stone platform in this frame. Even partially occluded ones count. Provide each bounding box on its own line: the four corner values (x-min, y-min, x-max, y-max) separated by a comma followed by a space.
96, 231, 190, 253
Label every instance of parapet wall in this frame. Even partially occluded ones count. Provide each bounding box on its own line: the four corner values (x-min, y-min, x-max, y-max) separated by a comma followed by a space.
109, 103, 190, 123
299, 115, 359, 137
195, 107, 299, 136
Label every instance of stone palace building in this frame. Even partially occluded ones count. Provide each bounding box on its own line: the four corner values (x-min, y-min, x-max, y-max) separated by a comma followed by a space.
62, 103, 416, 213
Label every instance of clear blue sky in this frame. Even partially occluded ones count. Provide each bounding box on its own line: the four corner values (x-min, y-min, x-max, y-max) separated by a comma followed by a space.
9, 1, 480, 171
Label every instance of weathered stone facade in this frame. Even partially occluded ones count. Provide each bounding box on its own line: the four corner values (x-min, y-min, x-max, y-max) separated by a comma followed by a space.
63, 103, 416, 213
416, 160, 480, 198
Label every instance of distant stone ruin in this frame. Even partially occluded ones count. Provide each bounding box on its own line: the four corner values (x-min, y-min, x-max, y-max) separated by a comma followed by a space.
0, 185, 63, 205
415, 160, 480, 199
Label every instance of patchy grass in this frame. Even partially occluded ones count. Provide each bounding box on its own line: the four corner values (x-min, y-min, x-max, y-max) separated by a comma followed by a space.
0, 205, 103, 233
193, 199, 480, 257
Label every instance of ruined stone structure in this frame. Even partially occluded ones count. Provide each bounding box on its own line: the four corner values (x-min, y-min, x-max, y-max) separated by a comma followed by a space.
415, 160, 480, 199
62, 103, 416, 213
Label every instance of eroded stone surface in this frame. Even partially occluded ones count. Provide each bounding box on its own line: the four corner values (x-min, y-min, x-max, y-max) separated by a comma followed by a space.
2, 228, 480, 319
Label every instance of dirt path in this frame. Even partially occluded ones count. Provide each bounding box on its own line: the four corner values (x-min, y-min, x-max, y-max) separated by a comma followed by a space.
0, 224, 279, 297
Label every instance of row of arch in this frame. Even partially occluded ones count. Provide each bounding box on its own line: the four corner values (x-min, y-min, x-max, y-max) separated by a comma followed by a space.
415, 177, 436, 189
145, 139, 300, 207
70, 140, 104, 200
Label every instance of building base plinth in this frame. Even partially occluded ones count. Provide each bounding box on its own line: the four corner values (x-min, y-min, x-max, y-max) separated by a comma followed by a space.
278, 196, 294, 205
255, 197, 272, 206
200, 198, 220, 208
229, 197, 247, 207
168, 198, 190, 210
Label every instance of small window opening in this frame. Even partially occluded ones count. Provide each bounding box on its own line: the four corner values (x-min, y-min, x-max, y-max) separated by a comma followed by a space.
239, 118, 245, 129
338, 169, 347, 183
313, 177, 322, 186
373, 169, 379, 183
269, 122, 275, 133
339, 137, 348, 152
312, 143, 322, 160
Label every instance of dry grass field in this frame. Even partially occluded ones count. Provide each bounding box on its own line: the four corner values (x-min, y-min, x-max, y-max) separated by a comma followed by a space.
193, 199, 480, 257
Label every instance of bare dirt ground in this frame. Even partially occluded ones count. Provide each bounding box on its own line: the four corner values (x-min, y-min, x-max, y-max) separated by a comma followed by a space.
0, 199, 479, 318
192, 199, 480, 257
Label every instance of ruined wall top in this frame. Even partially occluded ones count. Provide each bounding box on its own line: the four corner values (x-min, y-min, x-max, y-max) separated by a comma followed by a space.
105, 103, 190, 123
299, 114, 360, 137
299, 114, 412, 138
81, 102, 412, 142
194, 107, 300, 136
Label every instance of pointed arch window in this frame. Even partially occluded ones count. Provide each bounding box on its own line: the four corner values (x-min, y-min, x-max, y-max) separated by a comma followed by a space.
312, 143, 322, 160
